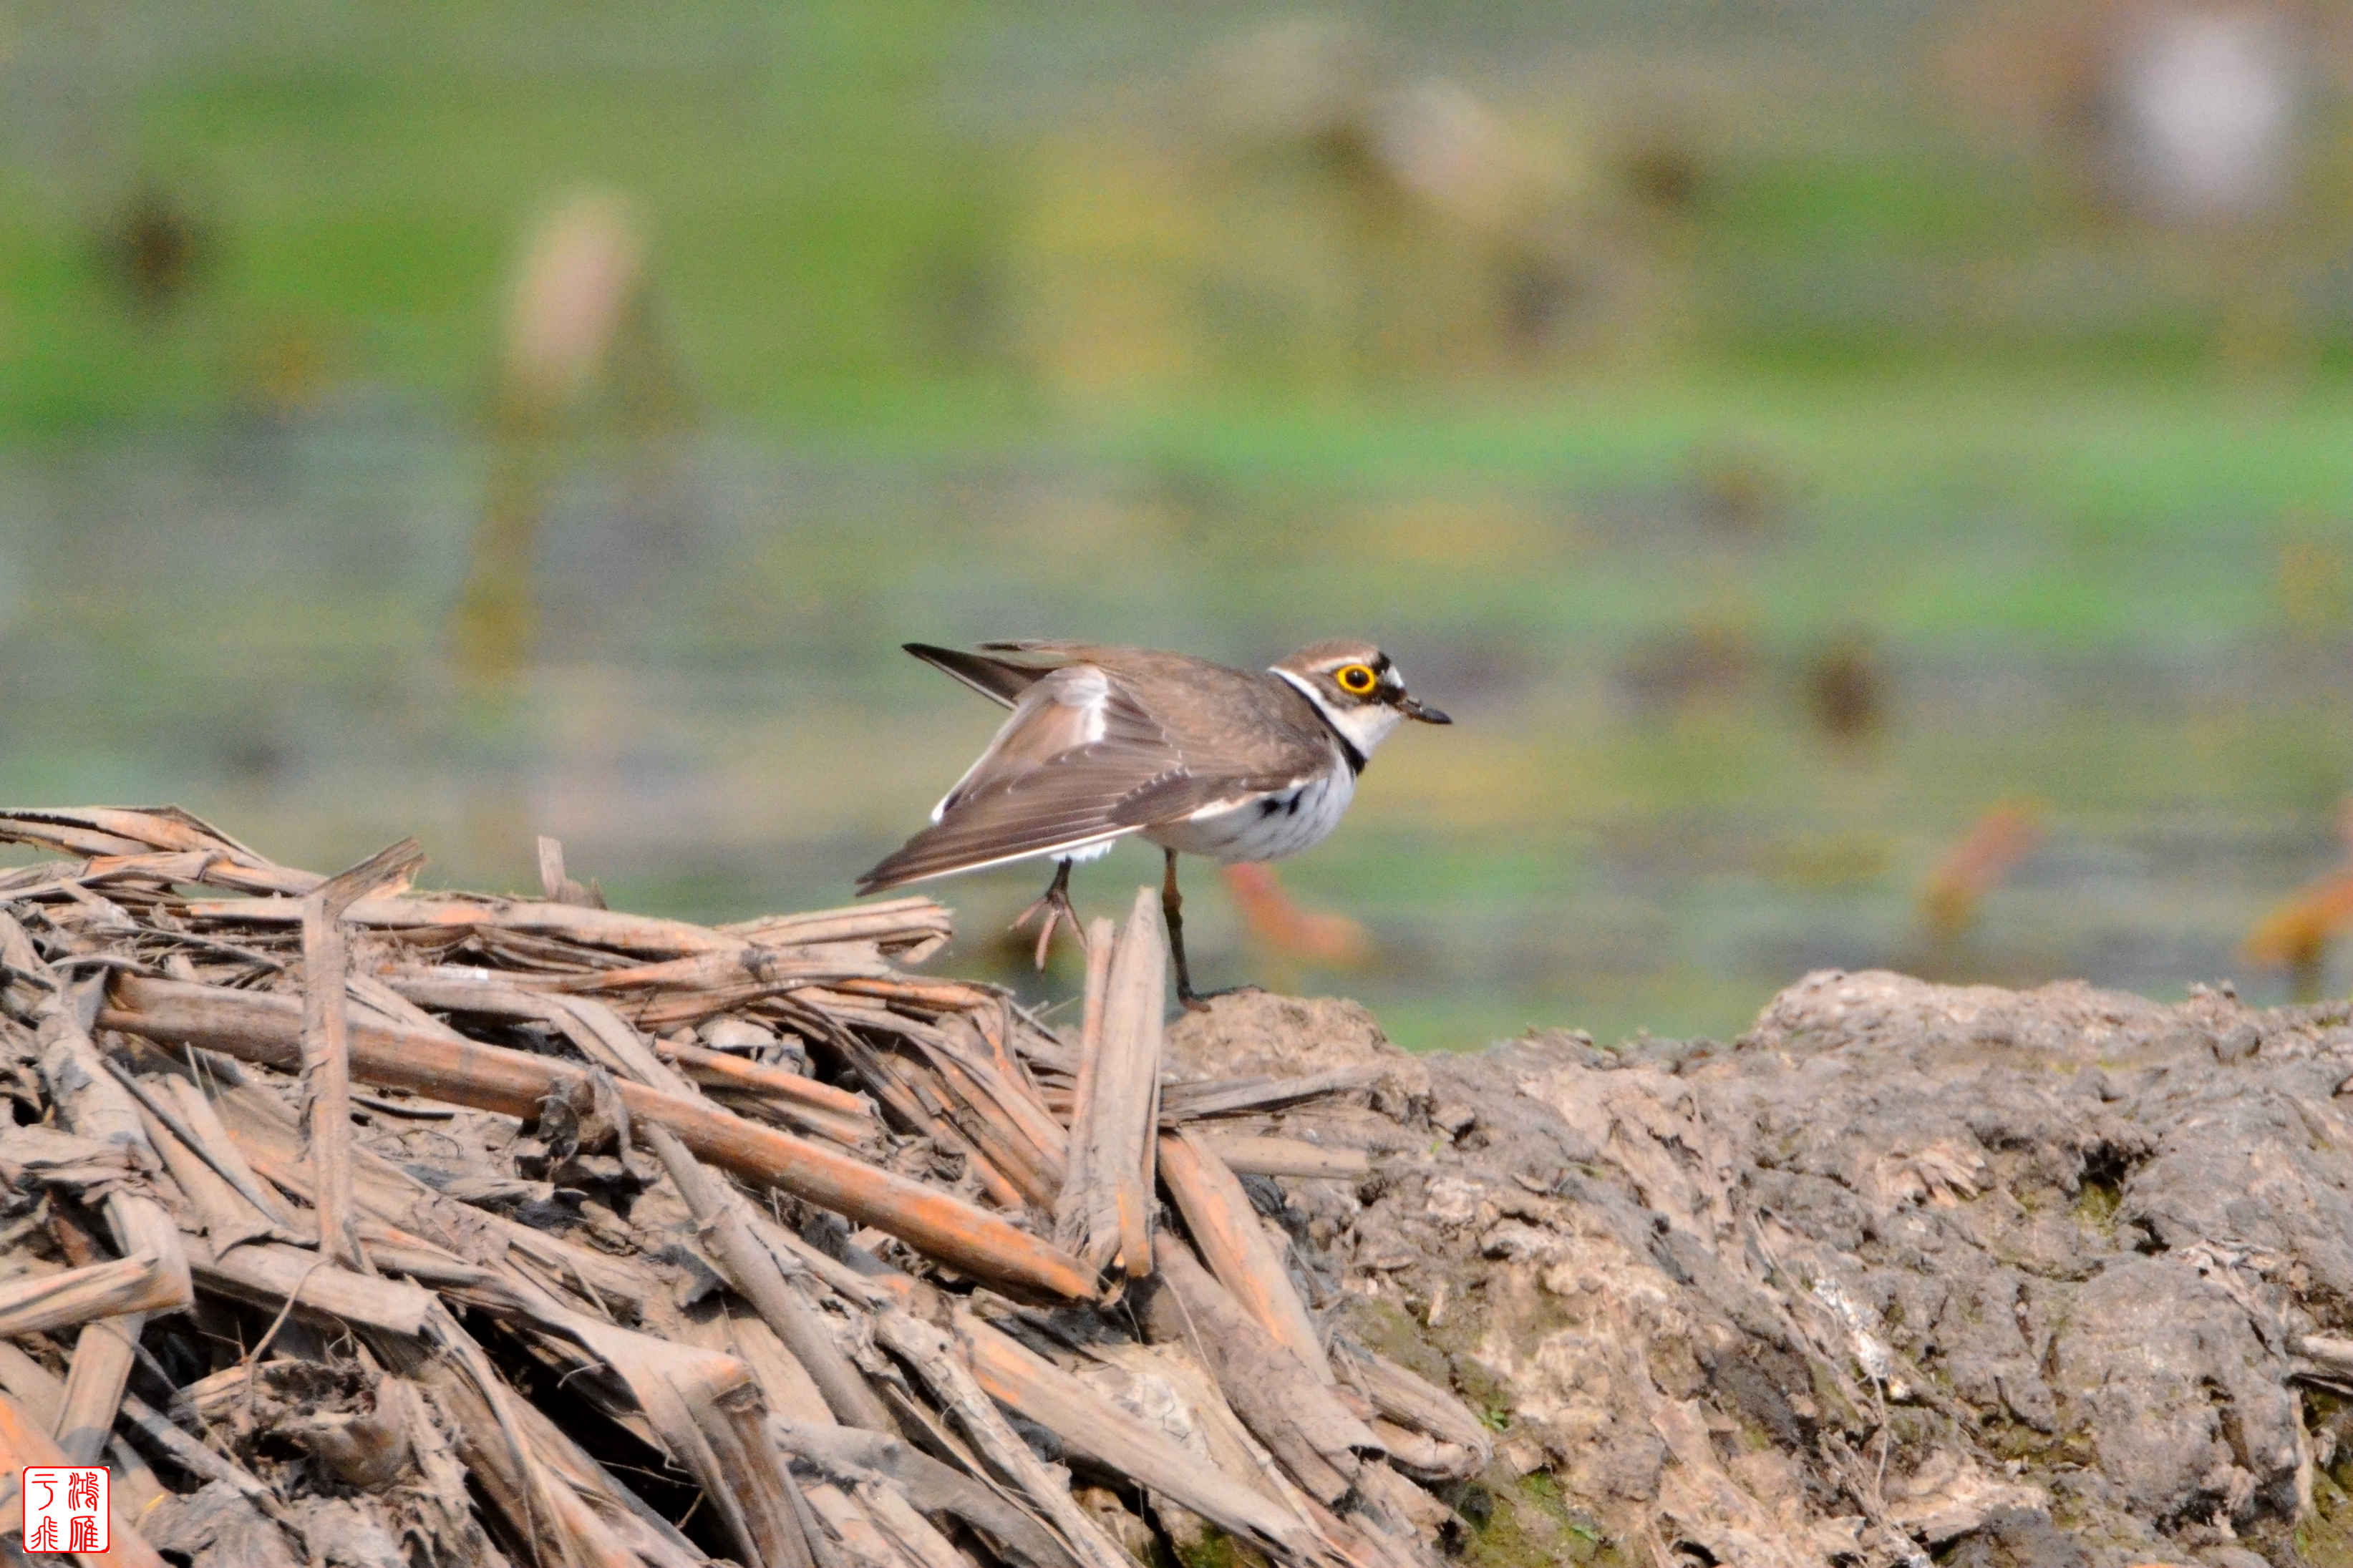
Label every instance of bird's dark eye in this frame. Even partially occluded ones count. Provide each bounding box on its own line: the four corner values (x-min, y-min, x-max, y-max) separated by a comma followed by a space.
1335, 663, 1377, 696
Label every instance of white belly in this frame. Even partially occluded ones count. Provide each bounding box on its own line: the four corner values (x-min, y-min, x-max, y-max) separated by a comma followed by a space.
1148, 764, 1355, 864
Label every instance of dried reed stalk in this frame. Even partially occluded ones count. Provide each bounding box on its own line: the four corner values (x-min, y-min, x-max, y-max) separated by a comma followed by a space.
0, 1253, 182, 1338
1054, 890, 1166, 1278
1203, 1132, 1372, 1179
1333, 1338, 1494, 1479
0, 807, 1475, 1568
644, 1123, 894, 1433
1159, 1063, 1388, 1121
1158, 1126, 1330, 1378
190, 1238, 434, 1337
949, 1302, 1329, 1562
871, 1304, 1135, 1568
32, 978, 191, 1469
1145, 1232, 1379, 1505
299, 838, 424, 1270
770, 1418, 1077, 1568
0, 1386, 168, 1568
102, 975, 1095, 1301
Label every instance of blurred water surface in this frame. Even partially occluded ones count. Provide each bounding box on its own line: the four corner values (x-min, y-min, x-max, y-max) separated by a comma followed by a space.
7, 3, 2353, 1046
6, 376, 2350, 1049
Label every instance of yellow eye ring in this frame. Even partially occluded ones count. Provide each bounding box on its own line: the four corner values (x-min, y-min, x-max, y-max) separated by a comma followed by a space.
1335, 663, 1377, 696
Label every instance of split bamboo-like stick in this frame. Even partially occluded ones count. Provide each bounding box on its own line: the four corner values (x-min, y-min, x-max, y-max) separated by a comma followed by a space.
0, 1253, 182, 1338
1054, 890, 1166, 1278
1158, 1063, 1388, 1121
131, 1091, 296, 1255
299, 837, 426, 1269
0, 907, 49, 1018
771, 1418, 1077, 1568
1203, 1133, 1372, 1180
34, 988, 192, 1468
0, 1386, 168, 1568
880, 1012, 1068, 1206
1105, 890, 1166, 1277
55, 1316, 144, 1468
548, 1303, 817, 1568
1051, 917, 1114, 1255
537, 834, 604, 908
535, 944, 892, 998
723, 897, 951, 958
1331, 1339, 1493, 1475
656, 1039, 879, 1146
130, 1067, 309, 1233
189, 1237, 435, 1337
829, 974, 1000, 1012
0, 806, 309, 899
799, 1480, 916, 1568
643, 1123, 896, 1433
945, 1303, 1329, 1564
379, 1305, 647, 1568
913, 1047, 1060, 1207
211, 1084, 665, 1319
872, 1304, 1135, 1568
185, 890, 897, 963
855, 1481, 969, 1567
1158, 1126, 1331, 1378
938, 1011, 1069, 1177
700, 1311, 833, 1428
842, 1041, 1029, 1208
1143, 1233, 1380, 1506
654, 1035, 872, 1117
544, 990, 697, 1096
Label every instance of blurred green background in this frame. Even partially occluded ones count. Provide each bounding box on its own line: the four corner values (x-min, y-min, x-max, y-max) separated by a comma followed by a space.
6, 1, 2353, 1049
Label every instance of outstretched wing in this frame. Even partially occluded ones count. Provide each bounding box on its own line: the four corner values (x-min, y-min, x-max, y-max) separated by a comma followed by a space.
858, 663, 1185, 891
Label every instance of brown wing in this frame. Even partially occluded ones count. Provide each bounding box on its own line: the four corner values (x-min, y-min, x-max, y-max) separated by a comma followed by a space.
986, 641, 1341, 778
901, 643, 1054, 708
858, 663, 1188, 890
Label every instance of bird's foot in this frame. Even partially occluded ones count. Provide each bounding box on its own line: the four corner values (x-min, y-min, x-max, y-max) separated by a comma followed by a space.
1012, 886, 1083, 970
1175, 983, 1261, 1014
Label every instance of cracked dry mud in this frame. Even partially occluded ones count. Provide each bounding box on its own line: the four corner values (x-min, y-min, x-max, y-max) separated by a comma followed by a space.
1171, 971, 2353, 1568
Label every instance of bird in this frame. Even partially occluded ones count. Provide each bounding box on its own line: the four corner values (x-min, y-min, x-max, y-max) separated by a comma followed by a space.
857, 638, 1450, 1005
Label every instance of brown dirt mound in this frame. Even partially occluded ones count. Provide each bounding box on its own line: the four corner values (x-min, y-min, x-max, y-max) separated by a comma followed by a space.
1174, 974, 2353, 1568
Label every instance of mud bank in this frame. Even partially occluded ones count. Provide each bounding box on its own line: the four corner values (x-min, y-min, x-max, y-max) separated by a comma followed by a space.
1179, 973, 2353, 1568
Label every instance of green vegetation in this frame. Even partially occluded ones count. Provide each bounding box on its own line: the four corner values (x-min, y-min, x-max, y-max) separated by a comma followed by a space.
1457, 1471, 1625, 1568
1165, 1524, 1258, 1568
6, 4, 2353, 1051
0, 3, 1011, 434
14, 5, 2353, 439
2299, 1471, 2353, 1566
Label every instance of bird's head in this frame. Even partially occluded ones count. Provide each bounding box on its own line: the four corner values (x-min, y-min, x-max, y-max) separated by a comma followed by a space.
1273, 639, 1451, 761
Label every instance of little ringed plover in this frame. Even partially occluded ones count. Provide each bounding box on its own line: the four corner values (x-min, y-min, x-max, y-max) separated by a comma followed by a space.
856, 638, 1451, 1003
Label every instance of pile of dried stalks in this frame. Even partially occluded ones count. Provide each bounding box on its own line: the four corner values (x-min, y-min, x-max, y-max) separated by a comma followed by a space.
0, 807, 1488, 1568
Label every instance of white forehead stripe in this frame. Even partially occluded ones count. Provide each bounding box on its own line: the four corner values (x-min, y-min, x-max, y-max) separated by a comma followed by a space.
1271, 666, 1322, 706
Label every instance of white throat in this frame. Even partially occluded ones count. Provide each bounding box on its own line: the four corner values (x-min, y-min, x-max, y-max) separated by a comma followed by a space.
1271, 667, 1406, 764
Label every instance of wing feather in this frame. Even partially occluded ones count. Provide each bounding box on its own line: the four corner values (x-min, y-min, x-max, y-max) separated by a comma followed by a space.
861, 647, 1328, 892
901, 643, 1049, 709
860, 664, 1180, 890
